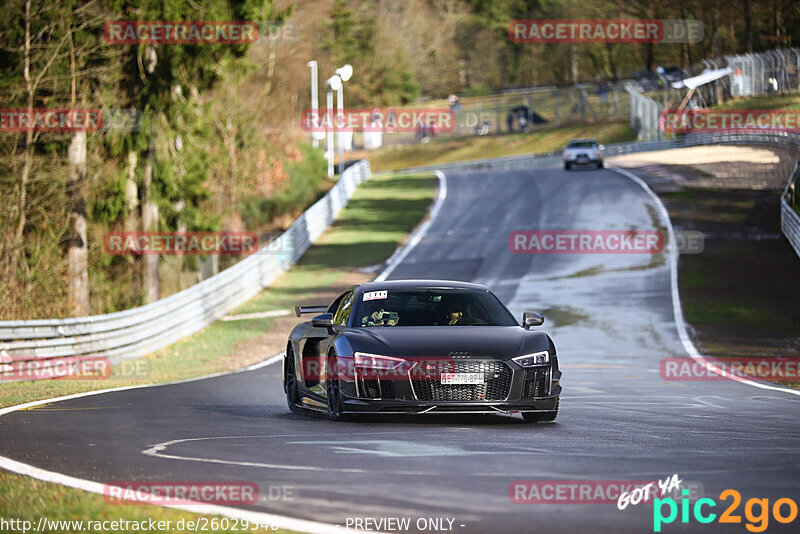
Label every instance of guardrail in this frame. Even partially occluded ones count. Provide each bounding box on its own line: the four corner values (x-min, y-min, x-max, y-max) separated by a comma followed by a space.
782, 159, 800, 259
0, 160, 371, 376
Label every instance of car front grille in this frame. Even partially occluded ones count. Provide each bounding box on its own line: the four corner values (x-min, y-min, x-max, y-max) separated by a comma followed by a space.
523, 368, 549, 398
411, 360, 512, 402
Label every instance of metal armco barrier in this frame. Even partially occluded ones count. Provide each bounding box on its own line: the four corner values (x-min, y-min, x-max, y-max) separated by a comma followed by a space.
782, 159, 800, 259
0, 161, 371, 375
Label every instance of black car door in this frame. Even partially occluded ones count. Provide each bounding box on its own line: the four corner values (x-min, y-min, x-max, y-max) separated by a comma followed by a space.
320, 291, 355, 388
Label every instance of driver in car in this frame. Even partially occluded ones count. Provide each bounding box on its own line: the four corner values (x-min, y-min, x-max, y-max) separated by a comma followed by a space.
439, 296, 468, 325
361, 308, 400, 327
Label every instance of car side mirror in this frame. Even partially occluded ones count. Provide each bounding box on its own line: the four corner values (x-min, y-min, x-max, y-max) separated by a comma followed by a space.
311, 313, 335, 332
522, 312, 544, 329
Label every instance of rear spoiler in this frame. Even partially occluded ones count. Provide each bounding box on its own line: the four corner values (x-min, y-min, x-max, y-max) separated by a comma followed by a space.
295, 305, 328, 317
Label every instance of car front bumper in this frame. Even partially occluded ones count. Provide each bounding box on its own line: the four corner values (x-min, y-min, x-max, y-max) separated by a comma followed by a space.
340, 395, 560, 415
338, 358, 562, 415
565, 156, 602, 165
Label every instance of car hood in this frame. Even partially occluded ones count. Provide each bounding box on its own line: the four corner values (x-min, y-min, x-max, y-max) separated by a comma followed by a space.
343, 326, 548, 359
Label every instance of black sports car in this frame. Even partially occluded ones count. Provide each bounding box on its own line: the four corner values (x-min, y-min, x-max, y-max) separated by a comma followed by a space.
283, 280, 561, 422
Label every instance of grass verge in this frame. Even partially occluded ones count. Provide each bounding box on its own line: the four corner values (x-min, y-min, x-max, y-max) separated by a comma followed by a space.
0, 472, 295, 534
663, 188, 800, 364
363, 121, 635, 171
713, 94, 800, 111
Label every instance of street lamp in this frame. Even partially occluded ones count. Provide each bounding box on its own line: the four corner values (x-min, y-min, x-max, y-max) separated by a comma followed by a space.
336, 64, 353, 82
334, 64, 352, 175
325, 75, 341, 178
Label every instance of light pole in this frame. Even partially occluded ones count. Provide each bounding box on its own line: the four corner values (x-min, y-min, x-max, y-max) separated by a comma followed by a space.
306, 60, 322, 148
335, 64, 352, 176
325, 75, 341, 178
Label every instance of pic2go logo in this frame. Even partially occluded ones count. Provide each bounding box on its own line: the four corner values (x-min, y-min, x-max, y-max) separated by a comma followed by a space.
653, 489, 798, 532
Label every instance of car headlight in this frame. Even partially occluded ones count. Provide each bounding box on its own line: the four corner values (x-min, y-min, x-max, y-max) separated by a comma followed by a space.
513, 350, 550, 367
353, 352, 406, 371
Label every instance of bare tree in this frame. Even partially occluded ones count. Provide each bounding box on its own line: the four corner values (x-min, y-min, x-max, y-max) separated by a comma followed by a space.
2, 0, 69, 277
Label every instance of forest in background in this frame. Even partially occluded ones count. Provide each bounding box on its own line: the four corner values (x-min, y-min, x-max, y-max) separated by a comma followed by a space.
1, 0, 797, 320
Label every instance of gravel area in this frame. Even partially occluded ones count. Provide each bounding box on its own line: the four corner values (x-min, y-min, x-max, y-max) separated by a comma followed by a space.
610, 144, 797, 190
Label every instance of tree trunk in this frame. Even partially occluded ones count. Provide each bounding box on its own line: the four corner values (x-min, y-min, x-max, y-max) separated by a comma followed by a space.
744, 0, 753, 53
141, 147, 159, 303
570, 44, 578, 84
125, 150, 141, 297
140, 44, 159, 303
66, 131, 89, 316
13, 145, 32, 271
11, 0, 34, 276
65, 25, 88, 316
125, 151, 139, 232
605, 43, 617, 81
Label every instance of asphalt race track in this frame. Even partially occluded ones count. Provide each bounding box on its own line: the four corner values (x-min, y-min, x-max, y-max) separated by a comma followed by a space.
2, 166, 800, 534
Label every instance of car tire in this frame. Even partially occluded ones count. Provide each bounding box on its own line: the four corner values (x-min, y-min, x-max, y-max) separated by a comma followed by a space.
522, 399, 559, 423
597, 161, 603, 169
564, 163, 571, 170
285, 344, 301, 414
326, 353, 344, 421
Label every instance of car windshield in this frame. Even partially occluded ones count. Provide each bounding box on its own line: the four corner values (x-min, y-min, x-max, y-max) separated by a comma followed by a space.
354, 289, 517, 327
567, 141, 598, 148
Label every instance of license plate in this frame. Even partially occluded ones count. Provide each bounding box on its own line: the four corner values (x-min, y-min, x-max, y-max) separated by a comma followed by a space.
441, 372, 484, 385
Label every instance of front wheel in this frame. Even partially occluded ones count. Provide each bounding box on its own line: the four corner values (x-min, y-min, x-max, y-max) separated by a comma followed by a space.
597, 161, 603, 169
522, 399, 559, 423
564, 162, 571, 170
326, 355, 344, 421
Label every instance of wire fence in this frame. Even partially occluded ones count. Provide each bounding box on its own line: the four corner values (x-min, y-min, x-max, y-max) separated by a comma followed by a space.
722, 48, 800, 97
626, 48, 800, 142
354, 83, 631, 148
